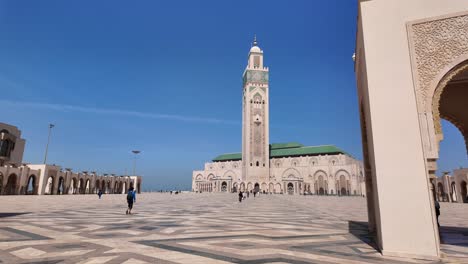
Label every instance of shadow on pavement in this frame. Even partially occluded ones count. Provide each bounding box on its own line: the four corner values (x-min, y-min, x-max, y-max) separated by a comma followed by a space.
439, 226, 468, 247
348, 221, 379, 251
0, 212, 30, 218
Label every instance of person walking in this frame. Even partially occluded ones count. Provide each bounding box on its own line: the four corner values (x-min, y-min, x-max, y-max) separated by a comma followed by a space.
126, 187, 136, 215
238, 190, 243, 202
98, 189, 103, 199
435, 199, 441, 227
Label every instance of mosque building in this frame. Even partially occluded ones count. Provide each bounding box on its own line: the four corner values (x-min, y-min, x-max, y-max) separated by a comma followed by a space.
192, 38, 366, 195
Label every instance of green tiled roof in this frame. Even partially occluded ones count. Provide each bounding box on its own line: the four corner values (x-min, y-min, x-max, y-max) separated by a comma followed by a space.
270, 145, 346, 158
212, 153, 242, 162
212, 143, 347, 162
270, 142, 304, 150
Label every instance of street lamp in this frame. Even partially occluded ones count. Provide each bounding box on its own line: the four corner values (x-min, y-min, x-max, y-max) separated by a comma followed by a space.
43, 124, 55, 164
131, 150, 141, 176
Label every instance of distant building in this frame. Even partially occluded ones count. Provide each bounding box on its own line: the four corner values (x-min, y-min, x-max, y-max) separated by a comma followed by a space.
0, 122, 142, 195
0, 122, 26, 167
192, 39, 365, 195
433, 169, 468, 203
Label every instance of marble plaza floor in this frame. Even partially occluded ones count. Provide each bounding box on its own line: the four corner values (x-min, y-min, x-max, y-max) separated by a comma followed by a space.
0, 193, 467, 264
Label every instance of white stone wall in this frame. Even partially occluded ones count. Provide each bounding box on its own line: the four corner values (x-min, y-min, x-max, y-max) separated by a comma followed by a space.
192, 154, 365, 195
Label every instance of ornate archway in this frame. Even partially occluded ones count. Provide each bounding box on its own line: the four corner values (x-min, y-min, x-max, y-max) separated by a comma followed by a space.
57, 177, 65, 195
287, 182, 294, 195
26, 175, 37, 195
461, 181, 468, 203
95, 180, 100, 194
69, 178, 77, 194
240, 182, 245, 192
85, 179, 91, 194
451, 182, 457, 202
5, 174, 18, 195
254, 183, 260, 193
78, 179, 85, 194
44, 176, 54, 195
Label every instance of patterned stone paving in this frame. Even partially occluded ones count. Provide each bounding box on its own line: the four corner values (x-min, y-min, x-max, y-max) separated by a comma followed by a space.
0, 193, 467, 263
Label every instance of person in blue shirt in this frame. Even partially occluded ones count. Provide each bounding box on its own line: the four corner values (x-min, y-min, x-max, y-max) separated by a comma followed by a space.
126, 187, 136, 215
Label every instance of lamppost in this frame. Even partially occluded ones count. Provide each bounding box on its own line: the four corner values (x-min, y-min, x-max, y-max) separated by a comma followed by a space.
43, 124, 55, 164
131, 150, 141, 176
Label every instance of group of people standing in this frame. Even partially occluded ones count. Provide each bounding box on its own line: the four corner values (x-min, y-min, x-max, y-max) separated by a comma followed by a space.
238, 190, 261, 202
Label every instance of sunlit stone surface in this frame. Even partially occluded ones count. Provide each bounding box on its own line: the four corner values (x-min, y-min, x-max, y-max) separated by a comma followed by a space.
0, 193, 466, 263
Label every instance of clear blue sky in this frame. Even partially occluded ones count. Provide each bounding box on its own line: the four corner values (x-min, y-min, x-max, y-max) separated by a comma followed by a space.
1, 1, 466, 190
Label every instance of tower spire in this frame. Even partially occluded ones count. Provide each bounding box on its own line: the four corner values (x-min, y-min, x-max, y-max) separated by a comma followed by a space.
253, 34, 258, 47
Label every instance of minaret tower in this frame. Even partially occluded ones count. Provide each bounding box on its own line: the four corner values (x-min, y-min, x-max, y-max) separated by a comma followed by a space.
242, 36, 270, 185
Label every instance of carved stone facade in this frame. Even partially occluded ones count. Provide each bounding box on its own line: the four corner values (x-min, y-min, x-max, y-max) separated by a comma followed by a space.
408, 12, 468, 160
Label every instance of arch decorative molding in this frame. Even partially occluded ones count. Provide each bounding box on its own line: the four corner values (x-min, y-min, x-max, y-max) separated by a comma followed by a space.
313, 170, 327, 179
408, 12, 468, 112
432, 61, 468, 135
222, 170, 237, 179
335, 169, 351, 179
207, 174, 215, 181
281, 168, 301, 179
408, 11, 468, 158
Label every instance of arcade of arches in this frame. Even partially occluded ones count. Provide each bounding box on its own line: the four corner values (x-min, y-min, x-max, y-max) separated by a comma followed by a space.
0, 164, 142, 195
0, 123, 143, 196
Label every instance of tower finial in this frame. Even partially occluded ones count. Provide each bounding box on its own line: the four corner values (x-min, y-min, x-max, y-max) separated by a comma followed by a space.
253, 34, 258, 47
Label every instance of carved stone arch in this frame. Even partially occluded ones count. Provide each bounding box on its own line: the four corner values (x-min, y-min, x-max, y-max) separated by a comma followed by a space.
408, 13, 468, 159
5, 173, 18, 195
431, 60, 468, 155
313, 169, 328, 179
195, 174, 203, 180
281, 168, 301, 179
207, 174, 215, 181
427, 54, 468, 114
335, 169, 351, 179
252, 92, 263, 99
223, 170, 237, 179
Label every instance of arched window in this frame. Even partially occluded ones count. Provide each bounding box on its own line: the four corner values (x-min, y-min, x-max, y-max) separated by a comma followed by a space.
27, 175, 36, 195
256, 161, 259, 167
